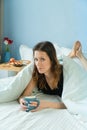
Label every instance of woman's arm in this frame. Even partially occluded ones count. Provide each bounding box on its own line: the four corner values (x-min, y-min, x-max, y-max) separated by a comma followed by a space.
31, 100, 66, 112
18, 78, 36, 103
18, 79, 66, 111
40, 100, 66, 109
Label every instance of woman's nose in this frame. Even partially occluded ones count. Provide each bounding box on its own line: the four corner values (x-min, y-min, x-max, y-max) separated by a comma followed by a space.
36, 60, 41, 66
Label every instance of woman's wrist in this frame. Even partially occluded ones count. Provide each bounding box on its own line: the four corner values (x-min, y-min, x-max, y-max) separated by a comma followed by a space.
42, 100, 66, 109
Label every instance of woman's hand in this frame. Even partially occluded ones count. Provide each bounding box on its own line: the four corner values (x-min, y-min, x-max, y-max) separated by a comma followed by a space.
19, 98, 28, 111
31, 100, 47, 112
19, 98, 39, 112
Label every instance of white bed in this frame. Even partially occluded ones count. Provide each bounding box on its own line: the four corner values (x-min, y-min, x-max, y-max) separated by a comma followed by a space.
0, 44, 87, 130
0, 97, 86, 130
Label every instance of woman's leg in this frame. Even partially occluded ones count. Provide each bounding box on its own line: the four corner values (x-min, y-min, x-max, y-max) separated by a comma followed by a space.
69, 41, 87, 70
76, 46, 87, 70
68, 41, 81, 58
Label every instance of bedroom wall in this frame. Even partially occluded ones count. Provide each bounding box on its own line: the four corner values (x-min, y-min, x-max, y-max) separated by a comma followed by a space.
3, 0, 87, 59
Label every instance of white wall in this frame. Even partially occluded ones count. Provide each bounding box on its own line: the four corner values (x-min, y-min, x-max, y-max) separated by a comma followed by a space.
4, 0, 87, 59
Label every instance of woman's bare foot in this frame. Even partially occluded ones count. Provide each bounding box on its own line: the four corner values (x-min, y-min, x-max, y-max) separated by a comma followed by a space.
68, 41, 81, 58
76, 46, 83, 59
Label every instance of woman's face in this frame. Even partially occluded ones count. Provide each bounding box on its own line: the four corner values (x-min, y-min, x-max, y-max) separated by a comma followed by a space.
34, 51, 52, 75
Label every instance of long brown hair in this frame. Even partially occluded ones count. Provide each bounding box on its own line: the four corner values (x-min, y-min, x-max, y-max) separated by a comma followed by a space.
32, 41, 63, 89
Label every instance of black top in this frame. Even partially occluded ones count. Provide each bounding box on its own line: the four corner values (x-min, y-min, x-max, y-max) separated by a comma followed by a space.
37, 68, 63, 97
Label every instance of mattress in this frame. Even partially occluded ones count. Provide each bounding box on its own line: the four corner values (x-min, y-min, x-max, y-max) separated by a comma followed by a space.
0, 94, 86, 130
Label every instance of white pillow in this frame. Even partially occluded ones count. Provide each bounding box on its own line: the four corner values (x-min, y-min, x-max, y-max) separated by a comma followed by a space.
19, 43, 73, 63
19, 44, 33, 61
61, 47, 71, 56
0, 63, 33, 103
20, 44, 62, 61
53, 44, 72, 62
62, 56, 87, 101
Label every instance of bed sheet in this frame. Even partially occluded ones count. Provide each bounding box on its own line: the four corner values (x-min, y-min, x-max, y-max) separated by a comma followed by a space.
0, 76, 14, 88
0, 44, 87, 130
0, 94, 86, 130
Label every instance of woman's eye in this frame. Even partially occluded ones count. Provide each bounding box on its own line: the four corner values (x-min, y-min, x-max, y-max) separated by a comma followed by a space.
34, 58, 38, 61
41, 58, 45, 61
34, 58, 45, 62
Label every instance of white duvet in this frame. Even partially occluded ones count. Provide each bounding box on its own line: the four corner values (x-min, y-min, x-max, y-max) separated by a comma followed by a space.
0, 95, 86, 130
0, 44, 87, 130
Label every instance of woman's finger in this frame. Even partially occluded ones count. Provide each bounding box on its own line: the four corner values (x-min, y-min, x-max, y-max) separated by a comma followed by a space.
30, 101, 38, 106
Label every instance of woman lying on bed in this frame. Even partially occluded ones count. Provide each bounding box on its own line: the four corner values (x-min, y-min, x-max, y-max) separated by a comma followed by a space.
18, 41, 87, 112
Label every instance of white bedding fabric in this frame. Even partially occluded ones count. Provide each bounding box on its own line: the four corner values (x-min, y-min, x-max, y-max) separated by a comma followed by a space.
62, 56, 87, 122
0, 63, 33, 102
0, 44, 87, 129
0, 94, 86, 130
